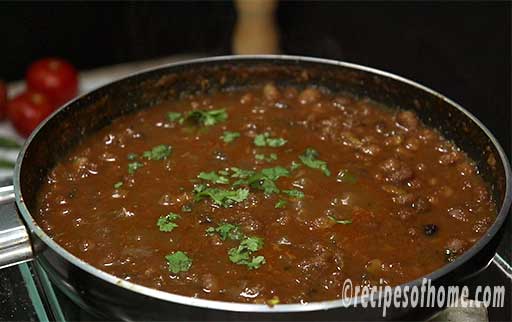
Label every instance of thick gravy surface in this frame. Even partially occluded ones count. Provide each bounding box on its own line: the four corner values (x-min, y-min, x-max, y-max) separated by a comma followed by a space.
37, 84, 495, 304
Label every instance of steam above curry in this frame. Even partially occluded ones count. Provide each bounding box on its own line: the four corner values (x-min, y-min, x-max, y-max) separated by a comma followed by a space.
36, 84, 495, 304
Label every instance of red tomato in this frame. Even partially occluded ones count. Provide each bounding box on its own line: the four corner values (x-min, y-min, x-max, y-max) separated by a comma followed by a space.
26, 58, 78, 107
0, 81, 6, 120
6, 91, 55, 137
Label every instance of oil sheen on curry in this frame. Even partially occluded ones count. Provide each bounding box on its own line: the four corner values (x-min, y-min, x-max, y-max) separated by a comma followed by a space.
37, 84, 496, 304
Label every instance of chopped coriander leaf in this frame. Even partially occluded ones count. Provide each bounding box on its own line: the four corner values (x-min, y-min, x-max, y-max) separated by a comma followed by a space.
167, 111, 183, 122
197, 171, 230, 184
193, 185, 249, 207
220, 131, 240, 143
267, 296, 280, 306
233, 166, 289, 195
127, 153, 138, 161
299, 148, 331, 176
206, 223, 243, 241
255, 153, 278, 162
267, 138, 287, 147
258, 179, 280, 195
165, 251, 192, 274
181, 204, 192, 212
143, 144, 172, 160
253, 132, 287, 147
183, 108, 228, 127
228, 236, 265, 269
275, 199, 287, 208
218, 169, 229, 176
113, 181, 123, 189
240, 236, 264, 252
247, 256, 266, 269
336, 169, 358, 184
230, 167, 255, 179
260, 166, 289, 180
282, 189, 304, 199
157, 212, 181, 232
253, 134, 267, 147
328, 215, 352, 225
289, 161, 301, 171
128, 161, 143, 174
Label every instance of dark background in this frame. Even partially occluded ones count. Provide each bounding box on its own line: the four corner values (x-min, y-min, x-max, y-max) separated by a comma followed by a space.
0, 1, 510, 320
0, 2, 509, 154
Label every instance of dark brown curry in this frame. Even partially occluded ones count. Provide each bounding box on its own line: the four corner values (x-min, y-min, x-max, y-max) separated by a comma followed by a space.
36, 84, 496, 304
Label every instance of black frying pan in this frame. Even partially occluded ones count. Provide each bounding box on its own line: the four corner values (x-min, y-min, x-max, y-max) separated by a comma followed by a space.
0, 56, 510, 321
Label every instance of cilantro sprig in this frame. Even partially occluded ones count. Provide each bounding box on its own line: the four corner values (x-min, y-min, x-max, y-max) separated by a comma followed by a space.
228, 236, 266, 270
165, 251, 192, 274
220, 131, 240, 143
328, 215, 352, 225
193, 184, 249, 208
157, 212, 181, 232
167, 112, 182, 122
206, 223, 244, 241
197, 171, 230, 184
255, 153, 278, 162
143, 144, 172, 160
253, 132, 287, 147
282, 189, 304, 199
275, 199, 287, 209
299, 148, 331, 176
167, 109, 228, 127
233, 166, 289, 195
128, 161, 143, 174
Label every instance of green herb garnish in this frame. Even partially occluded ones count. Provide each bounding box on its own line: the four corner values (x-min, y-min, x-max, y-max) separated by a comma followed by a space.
143, 144, 172, 160
167, 112, 183, 122
197, 171, 230, 184
183, 108, 228, 127
127, 153, 138, 161
336, 169, 358, 184
220, 131, 240, 143
165, 251, 192, 274
275, 199, 287, 209
299, 148, 331, 176
113, 181, 123, 189
255, 153, 277, 162
289, 161, 301, 171
234, 166, 290, 195
206, 223, 243, 241
267, 296, 280, 306
193, 185, 249, 207
260, 167, 290, 180
128, 161, 143, 174
282, 189, 304, 199
181, 204, 192, 213
228, 236, 266, 269
328, 215, 352, 225
230, 167, 255, 179
253, 132, 287, 147
157, 212, 181, 232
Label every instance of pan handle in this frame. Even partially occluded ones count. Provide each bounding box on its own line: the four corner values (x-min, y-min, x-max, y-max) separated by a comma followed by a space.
0, 185, 33, 269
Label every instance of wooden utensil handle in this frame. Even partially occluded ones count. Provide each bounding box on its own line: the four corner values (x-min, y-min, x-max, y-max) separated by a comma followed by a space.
232, 0, 279, 55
